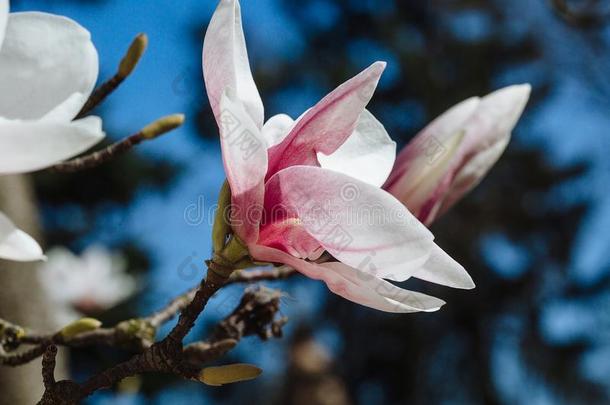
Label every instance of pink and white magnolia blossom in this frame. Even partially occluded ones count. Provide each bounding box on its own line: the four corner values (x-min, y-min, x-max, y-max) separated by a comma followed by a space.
203, 0, 475, 313
384, 85, 531, 225
0, 0, 104, 262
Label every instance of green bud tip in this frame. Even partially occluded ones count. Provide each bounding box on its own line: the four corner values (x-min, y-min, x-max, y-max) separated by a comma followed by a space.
118, 33, 148, 79
60, 318, 102, 339
141, 114, 185, 139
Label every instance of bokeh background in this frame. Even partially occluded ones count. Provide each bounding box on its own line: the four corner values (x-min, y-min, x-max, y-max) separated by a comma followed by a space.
4, 0, 610, 404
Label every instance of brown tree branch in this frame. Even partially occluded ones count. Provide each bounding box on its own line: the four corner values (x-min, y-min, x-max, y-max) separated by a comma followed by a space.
76, 283, 287, 401
183, 286, 287, 368
0, 266, 298, 369
16, 263, 292, 403
41, 345, 58, 389
0, 345, 47, 367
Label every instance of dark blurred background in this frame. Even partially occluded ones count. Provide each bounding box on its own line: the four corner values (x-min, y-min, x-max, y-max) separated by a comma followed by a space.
7, 0, 610, 404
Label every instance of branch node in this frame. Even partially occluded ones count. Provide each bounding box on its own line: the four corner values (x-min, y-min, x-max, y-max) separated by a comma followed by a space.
115, 319, 157, 351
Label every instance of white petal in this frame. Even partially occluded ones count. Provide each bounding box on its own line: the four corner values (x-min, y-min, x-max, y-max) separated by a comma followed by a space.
41, 92, 89, 122
409, 245, 474, 289
0, 12, 98, 120
322, 262, 445, 312
0, 0, 8, 48
0, 116, 104, 174
265, 165, 435, 280
318, 109, 396, 187
262, 113, 294, 148
0, 210, 45, 262
203, 0, 264, 129
251, 244, 444, 313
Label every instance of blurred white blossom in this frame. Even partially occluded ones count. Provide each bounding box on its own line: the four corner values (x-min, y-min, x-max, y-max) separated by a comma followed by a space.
38, 245, 137, 325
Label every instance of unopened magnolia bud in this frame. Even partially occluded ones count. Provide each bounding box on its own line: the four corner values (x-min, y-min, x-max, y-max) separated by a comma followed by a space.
118, 33, 148, 79
198, 363, 262, 386
141, 114, 185, 139
60, 318, 102, 339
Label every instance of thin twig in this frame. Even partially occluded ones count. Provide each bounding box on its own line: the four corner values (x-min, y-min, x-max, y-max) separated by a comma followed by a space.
50, 132, 149, 173
50, 114, 184, 173
76, 34, 148, 118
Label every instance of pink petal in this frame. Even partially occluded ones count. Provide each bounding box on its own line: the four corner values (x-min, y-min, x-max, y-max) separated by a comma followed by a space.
434, 84, 531, 218
460, 85, 531, 155
398, 128, 466, 225
218, 88, 267, 243
383, 97, 480, 221
258, 177, 322, 259
250, 244, 445, 313
257, 217, 322, 260
384, 97, 479, 189
203, 0, 264, 129
264, 165, 435, 281
436, 135, 509, 217
384, 84, 530, 225
266, 62, 386, 179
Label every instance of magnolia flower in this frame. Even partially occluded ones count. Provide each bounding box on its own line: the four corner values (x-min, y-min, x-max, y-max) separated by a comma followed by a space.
203, 0, 475, 313
38, 245, 136, 325
383, 86, 531, 225
0, 1, 104, 262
